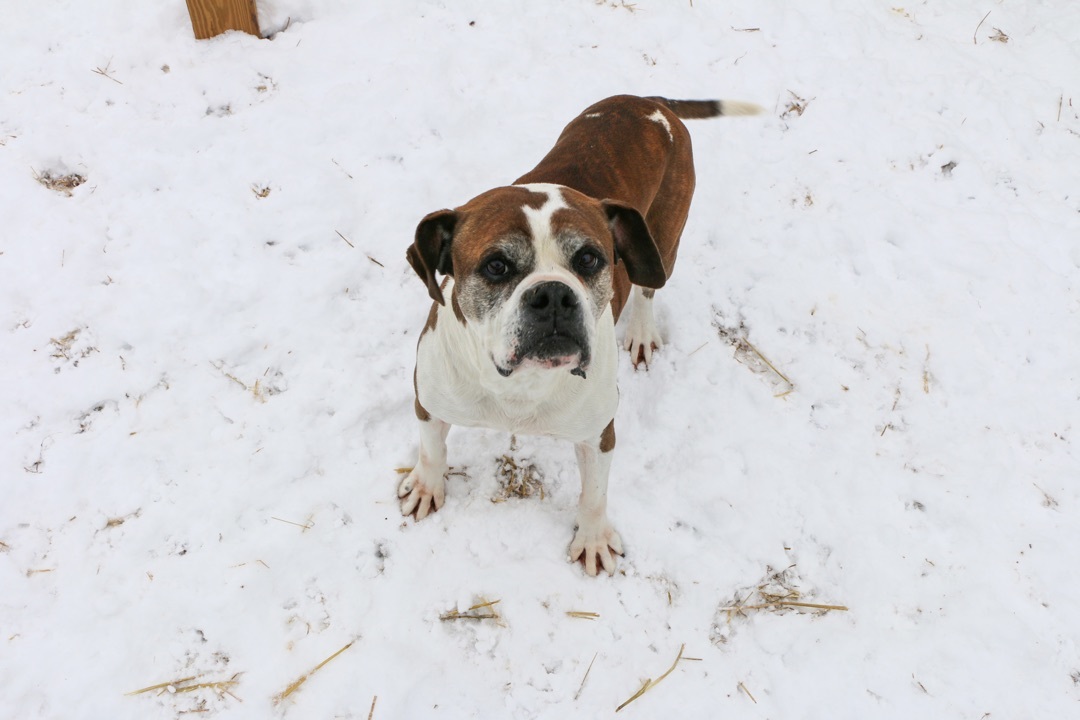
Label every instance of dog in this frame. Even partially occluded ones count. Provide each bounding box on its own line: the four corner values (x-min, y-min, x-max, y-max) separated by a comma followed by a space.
401, 95, 761, 575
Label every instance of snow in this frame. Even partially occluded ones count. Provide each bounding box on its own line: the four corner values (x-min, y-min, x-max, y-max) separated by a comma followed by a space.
3, 1, 1079, 717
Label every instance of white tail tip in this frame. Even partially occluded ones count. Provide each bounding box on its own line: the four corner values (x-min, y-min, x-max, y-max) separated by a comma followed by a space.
720, 100, 765, 117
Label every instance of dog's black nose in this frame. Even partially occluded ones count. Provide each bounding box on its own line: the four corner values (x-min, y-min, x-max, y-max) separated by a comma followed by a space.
522, 281, 579, 323
515, 281, 590, 368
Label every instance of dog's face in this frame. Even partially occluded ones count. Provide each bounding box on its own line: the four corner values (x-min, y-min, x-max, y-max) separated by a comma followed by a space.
408, 183, 666, 377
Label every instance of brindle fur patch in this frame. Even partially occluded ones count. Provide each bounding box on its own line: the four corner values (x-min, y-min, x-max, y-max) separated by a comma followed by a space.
421, 300, 439, 336
600, 419, 616, 453
413, 367, 431, 421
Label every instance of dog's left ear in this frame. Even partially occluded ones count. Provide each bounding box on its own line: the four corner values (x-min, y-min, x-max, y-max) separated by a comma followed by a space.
407, 209, 458, 305
602, 201, 667, 290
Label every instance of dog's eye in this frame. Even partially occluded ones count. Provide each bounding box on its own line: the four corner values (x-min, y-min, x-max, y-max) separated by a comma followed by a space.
574, 250, 603, 275
482, 258, 511, 280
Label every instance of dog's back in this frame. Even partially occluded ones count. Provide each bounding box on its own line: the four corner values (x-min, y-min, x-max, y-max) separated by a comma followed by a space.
515, 94, 759, 321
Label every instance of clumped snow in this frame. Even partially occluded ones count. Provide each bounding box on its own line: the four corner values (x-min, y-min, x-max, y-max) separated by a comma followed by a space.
2, 2, 1079, 718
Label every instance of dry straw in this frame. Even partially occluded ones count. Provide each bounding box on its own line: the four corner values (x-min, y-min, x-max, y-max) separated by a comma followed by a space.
713, 318, 795, 396
440, 599, 502, 622
721, 565, 848, 623
32, 168, 86, 196
491, 451, 544, 503
616, 644, 689, 712
126, 673, 242, 701
273, 640, 355, 705
574, 652, 598, 701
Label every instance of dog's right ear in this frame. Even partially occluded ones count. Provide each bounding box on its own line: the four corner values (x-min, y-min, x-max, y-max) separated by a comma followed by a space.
407, 209, 458, 305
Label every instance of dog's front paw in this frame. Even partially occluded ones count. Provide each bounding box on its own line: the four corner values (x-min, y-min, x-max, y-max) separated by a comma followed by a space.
624, 320, 662, 369
625, 336, 660, 369
569, 519, 624, 576
398, 465, 446, 521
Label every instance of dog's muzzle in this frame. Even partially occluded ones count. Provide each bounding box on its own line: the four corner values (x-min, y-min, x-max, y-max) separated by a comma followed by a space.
501, 280, 590, 376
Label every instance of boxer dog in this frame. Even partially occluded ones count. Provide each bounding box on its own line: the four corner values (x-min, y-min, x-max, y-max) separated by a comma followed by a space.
401, 95, 761, 575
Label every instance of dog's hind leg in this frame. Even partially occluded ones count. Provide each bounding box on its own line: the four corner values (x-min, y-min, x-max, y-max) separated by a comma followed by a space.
620, 109, 695, 370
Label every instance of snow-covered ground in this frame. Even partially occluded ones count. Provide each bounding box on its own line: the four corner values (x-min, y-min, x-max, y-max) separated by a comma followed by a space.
3, 1, 1079, 717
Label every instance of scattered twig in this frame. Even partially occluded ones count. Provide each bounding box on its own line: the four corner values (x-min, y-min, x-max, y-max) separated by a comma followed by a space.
738, 681, 758, 703
367, 255, 385, 268
566, 611, 600, 620
616, 644, 687, 712
335, 230, 355, 248
732, 26, 760, 32
33, 168, 86, 196
714, 318, 795, 395
440, 599, 502, 622
92, 60, 123, 84
687, 341, 709, 357
723, 600, 849, 612
126, 676, 199, 696
331, 158, 354, 179
742, 338, 793, 386
271, 516, 314, 531
1058, 94, 1064, 122
1033, 483, 1059, 509
574, 653, 598, 701
492, 453, 544, 502
210, 361, 247, 390
395, 466, 468, 479
923, 344, 931, 393
174, 673, 243, 699
273, 641, 355, 704
973, 10, 991, 45
781, 90, 810, 119
368, 695, 377, 720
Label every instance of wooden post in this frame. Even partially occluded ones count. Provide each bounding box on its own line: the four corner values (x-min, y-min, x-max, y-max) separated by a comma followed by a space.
185, 0, 260, 40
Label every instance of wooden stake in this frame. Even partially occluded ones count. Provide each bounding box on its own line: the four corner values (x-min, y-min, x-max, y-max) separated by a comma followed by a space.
185, 0, 260, 40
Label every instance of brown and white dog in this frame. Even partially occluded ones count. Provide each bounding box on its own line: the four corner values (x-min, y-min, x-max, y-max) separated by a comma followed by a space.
402, 95, 760, 575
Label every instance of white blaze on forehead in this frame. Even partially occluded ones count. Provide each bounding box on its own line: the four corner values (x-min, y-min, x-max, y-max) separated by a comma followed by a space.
646, 109, 673, 141
517, 183, 570, 272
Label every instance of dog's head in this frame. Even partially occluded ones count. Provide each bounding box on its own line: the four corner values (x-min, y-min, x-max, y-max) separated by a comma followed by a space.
407, 183, 666, 378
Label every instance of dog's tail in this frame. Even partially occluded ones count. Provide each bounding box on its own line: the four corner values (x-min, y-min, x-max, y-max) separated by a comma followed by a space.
648, 97, 764, 119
